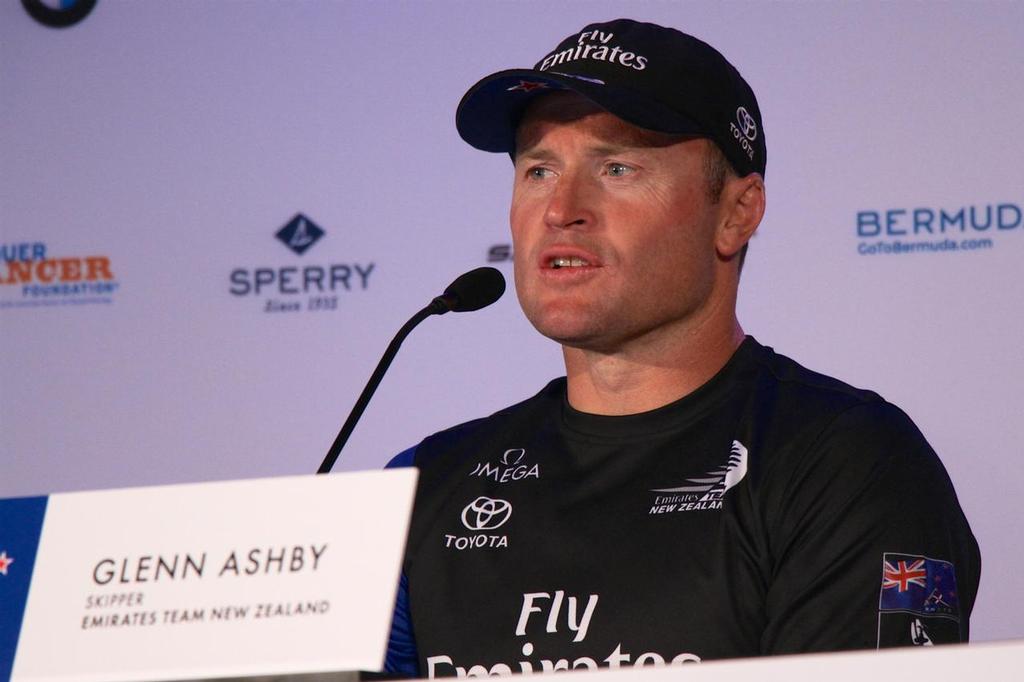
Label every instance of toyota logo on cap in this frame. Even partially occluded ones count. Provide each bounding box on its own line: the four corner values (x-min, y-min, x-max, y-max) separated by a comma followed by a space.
461, 497, 512, 531
736, 107, 757, 141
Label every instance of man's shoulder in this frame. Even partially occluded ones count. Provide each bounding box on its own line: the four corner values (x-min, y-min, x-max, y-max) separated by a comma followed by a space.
740, 339, 952, 498
746, 337, 883, 408
743, 337, 916, 429
741, 338, 931, 464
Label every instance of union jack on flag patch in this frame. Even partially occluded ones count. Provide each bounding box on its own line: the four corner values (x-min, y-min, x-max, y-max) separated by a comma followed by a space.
879, 552, 959, 619
883, 558, 928, 592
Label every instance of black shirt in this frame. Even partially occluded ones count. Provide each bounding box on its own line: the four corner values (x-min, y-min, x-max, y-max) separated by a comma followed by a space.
386, 337, 980, 677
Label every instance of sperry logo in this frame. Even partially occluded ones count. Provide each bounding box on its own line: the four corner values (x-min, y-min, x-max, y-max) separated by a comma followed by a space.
275, 214, 325, 256
648, 441, 748, 514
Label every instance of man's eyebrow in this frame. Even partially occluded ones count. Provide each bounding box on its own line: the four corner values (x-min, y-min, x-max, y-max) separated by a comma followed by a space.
589, 143, 642, 156
514, 146, 557, 163
514, 142, 649, 163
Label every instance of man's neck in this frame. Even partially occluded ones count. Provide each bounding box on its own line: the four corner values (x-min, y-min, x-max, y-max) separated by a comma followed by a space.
562, 318, 745, 416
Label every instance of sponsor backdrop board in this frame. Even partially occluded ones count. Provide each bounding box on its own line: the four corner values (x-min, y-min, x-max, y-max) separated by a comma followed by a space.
1, 470, 417, 682
1, 0, 1021, 646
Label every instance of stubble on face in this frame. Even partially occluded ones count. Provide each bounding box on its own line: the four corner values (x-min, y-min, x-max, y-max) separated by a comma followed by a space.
509, 93, 728, 356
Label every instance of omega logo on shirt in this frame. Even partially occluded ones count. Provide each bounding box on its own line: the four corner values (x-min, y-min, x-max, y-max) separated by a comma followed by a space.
468, 448, 541, 484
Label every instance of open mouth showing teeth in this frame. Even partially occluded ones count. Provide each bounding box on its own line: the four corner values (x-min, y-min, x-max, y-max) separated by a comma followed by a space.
550, 257, 590, 269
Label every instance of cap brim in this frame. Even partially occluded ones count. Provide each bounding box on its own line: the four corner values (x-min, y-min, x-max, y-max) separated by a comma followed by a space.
456, 69, 706, 154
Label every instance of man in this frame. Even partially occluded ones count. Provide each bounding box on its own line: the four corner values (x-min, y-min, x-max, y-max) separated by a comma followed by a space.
385, 19, 979, 677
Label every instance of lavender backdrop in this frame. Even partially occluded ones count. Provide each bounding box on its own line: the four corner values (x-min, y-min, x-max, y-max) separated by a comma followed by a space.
2, 0, 1021, 643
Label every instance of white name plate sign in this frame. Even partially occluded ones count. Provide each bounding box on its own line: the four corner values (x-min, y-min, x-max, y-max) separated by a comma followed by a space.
0, 470, 418, 682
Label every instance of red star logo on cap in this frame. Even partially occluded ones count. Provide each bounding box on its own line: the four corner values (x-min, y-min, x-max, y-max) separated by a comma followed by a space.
0, 551, 13, 576
506, 80, 549, 93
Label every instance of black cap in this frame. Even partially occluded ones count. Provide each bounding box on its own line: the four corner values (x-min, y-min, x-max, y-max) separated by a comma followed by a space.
456, 19, 766, 177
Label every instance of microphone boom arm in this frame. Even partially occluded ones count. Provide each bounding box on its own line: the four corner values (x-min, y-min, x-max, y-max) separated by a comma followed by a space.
315, 267, 504, 474
317, 303, 437, 474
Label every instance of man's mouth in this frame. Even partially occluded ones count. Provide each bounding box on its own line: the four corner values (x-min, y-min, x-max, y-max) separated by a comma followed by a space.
549, 257, 591, 269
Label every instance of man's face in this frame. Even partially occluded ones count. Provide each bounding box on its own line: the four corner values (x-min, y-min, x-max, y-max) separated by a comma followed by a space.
510, 92, 732, 354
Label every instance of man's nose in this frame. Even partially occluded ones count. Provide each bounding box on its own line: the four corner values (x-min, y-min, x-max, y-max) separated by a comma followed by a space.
543, 171, 595, 230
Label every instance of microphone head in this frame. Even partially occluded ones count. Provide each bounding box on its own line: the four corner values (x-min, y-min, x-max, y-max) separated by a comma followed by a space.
436, 267, 506, 313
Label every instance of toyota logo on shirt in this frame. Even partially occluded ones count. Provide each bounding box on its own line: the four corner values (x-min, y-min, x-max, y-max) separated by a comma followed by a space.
461, 497, 512, 531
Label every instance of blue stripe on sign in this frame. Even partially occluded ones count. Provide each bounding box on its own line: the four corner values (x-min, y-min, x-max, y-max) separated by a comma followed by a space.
0, 496, 49, 682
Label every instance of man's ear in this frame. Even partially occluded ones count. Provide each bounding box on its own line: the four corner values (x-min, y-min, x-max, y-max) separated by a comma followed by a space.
716, 173, 765, 258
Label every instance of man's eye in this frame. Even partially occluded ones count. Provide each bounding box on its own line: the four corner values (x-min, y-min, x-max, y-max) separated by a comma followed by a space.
527, 167, 552, 180
607, 163, 634, 177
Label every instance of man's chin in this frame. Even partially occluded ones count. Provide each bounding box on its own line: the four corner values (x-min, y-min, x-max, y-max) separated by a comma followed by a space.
528, 318, 617, 354
520, 299, 620, 350
529, 319, 595, 347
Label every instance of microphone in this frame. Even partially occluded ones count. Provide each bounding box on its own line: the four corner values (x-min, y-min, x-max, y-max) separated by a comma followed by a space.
429, 266, 507, 314
317, 267, 506, 474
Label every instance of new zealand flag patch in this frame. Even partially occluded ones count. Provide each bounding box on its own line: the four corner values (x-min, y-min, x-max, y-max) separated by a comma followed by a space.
879, 553, 959, 618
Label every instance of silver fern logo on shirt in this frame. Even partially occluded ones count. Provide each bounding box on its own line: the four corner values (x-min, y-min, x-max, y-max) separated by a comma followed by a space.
647, 441, 748, 514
